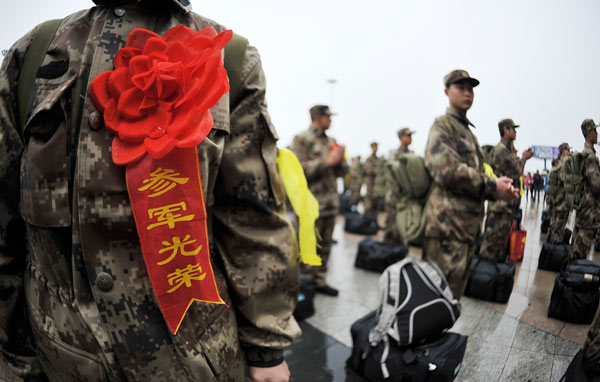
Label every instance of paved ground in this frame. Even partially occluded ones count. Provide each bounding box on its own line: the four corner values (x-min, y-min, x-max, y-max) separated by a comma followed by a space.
1, 196, 597, 381
285, 196, 598, 381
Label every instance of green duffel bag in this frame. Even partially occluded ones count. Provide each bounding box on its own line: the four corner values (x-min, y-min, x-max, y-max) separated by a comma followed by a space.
395, 199, 427, 246
386, 154, 431, 201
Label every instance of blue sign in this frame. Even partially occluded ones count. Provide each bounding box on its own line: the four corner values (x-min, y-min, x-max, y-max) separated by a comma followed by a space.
532, 146, 558, 160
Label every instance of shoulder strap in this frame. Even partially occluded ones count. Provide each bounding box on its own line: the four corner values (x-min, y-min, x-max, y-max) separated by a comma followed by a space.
224, 32, 248, 111
17, 19, 61, 130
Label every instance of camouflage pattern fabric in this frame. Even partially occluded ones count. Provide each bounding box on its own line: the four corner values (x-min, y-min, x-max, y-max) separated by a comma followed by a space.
423, 107, 497, 299
549, 211, 570, 244
480, 138, 524, 261
348, 160, 364, 207
383, 145, 411, 242
363, 153, 380, 217
291, 128, 349, 217
301, 215, 335, 287
583, 307, 600, 375
0, 2, 300, 381
546, 166, 559, 213
568, 142, 600, 263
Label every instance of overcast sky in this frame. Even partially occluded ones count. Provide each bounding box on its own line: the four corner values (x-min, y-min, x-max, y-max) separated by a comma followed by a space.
2, 0, 599, 172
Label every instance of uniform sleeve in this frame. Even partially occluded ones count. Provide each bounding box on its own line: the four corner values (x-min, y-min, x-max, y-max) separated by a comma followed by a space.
291, 135, 326, 182
212, 45, 300, 368
425, 120, 497, 200
0, 27, 47, 380
585, 154, 600, 197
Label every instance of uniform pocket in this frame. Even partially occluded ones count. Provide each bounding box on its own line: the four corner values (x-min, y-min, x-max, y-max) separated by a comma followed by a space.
260, 108, 285, 207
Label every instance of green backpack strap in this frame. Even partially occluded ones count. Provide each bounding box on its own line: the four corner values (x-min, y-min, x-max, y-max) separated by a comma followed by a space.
17, 18, 61, 130
224, 32, 248, 111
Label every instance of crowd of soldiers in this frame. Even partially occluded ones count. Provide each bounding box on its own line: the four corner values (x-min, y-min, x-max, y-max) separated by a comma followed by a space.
291, 69, 600, 377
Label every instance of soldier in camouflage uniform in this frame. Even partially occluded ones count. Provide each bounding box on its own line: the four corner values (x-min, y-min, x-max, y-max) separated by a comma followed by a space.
548, 142, 572, 244
546, 158, 560, 214
291, 105, 348, 297
363, 142, 381, 217
348, 156, 364, 207
423, 70, 518, 299
0, 1, 300, 381
568, 119, 600, 263
480, 119, 533, 261
383, 128, 414, 242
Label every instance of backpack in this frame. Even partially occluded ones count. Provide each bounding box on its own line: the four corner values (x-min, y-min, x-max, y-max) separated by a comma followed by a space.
481, 144, 494, 165
17, 19, 249, 130
355, 238, 408, 273
368, 257, 460, 378
562, 152, 586, 211
385, 153, 432, 244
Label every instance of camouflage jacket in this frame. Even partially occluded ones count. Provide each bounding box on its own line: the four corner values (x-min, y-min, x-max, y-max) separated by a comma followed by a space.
391, 145, 411, 160
552, 156, 569, 212
424, 108, 497, 243
487, 138, 524, 213
364, 153, 379, 181
576, 142, 600, 227
291, 127, 349, 216
349, 161, 364, 191
546, 166, 559, 207
0, 3, 300, 382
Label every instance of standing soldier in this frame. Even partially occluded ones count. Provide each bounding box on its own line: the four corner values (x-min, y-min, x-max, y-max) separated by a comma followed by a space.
0, 1, 300, 381
423, 70, 518, 298
568, 119, 600, 263
364, 142, 381, 217
292, 105, 348, 297
348, 156, 364, 208
548, 143, 572, 244
384, 128, 415, 242
480, 119, 533, 261
546, 158, 560, 213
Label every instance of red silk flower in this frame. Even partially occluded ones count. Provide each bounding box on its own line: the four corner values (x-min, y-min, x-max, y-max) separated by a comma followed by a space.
90, 26, 233, 165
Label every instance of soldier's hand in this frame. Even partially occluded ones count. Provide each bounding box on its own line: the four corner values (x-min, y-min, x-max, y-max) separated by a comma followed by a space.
496, 176, 518, 200
249, 361, 291, 382
522, 147, 534, 161
328, 145, 345, 166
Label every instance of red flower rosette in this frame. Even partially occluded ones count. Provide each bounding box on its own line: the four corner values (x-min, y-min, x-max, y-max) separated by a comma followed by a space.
90, 25, 232, 165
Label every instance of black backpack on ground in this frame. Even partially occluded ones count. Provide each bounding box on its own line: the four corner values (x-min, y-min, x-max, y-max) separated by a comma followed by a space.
355, 238, 409, 273
347, 311, 467, 382
538, 242, 570, 272
293, 277, 316, 321
548, 260, 600, 324
464, 254, 516, 303
339, 191, 353, 214
344, 213, 379, 235
541, 209, 551, 234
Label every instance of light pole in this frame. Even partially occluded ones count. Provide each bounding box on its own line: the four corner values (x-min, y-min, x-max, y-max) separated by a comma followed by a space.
327, 78, 337, 109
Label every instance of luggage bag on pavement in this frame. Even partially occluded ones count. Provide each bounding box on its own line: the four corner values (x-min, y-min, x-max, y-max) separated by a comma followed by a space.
355, 238, 409, 272
464, 254, 516, 303
344, 212, 379, 235
548, 260, 600, 324
538, 242, 570, 272
541, 209, 551, 234
347, 311, 467, 382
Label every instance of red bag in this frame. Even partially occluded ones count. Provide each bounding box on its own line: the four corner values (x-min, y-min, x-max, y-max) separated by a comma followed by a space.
509, 221, 526, 262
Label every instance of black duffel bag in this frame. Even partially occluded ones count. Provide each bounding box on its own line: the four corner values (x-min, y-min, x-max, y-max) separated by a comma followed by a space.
293, 277, 316, 321
464, 254, 516, 303
548, 260, 600, 324
541, 209, 551, 234
344, 213, 379, 235
538, 242, 569, 272
355, 238, 408, 272
347, 311, 467, 382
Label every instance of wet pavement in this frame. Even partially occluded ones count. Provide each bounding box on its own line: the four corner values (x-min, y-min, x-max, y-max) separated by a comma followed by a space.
285, 196, 599, 381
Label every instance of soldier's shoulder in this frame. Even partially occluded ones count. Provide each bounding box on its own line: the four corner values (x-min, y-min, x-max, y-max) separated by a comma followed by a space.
294, 129, 313, 143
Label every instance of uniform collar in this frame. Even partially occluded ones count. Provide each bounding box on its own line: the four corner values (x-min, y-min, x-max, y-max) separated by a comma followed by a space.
92, 0, 192, 13
585, 142, 596, 154
310, 125, 327, 138
446, 107, 475, 128
501, 137, 514, 151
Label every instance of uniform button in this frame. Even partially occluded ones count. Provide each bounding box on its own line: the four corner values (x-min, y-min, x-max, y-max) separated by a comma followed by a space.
114, 7, 126, 17
96, 272, 113, 292
88, 111, 102, 131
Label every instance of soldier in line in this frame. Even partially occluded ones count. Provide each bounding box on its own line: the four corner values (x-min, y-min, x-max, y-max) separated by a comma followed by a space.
348, 156, 364, 208
548, 143, 572, 244
480, 119, 533, 261
384, 128, 415, 242
0, 1, 300, 381
292, 105, 349, 297
423, 70, 518, 299
546, 158, 560, 213
568, 119, 600, 263
363, 142, 381, 217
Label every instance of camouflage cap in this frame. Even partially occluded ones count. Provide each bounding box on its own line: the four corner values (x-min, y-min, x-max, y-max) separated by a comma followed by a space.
397, 127, 416, 137
498, 118, 520, 130
310, 104, 336, 120
558, 142, 571, 153
444, 69, 480, 88
581, 119, 599, 136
